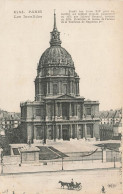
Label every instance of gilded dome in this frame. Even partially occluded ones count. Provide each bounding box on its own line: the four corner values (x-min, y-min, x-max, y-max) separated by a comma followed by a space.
39, 46, 74, 67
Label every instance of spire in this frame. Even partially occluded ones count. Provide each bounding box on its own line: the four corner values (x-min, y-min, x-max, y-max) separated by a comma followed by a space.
50, 11, 62, 46
54, 10, 57, 30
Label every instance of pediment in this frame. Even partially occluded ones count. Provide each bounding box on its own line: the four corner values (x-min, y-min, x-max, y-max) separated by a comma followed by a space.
57, 94, 76, 99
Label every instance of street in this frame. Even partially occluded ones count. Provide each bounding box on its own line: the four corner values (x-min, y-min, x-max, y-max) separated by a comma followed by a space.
0, 169, 122, 194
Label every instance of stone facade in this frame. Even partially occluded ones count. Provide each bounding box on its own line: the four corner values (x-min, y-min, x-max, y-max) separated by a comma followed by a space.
20, 13, 100, 143
99, 108, 122, 140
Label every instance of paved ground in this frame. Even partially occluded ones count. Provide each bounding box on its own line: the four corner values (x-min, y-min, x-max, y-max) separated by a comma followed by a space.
0, 169, 122, 194
40, 139, 98, 153
9, 140, 122, 154
0, 161, 121, 174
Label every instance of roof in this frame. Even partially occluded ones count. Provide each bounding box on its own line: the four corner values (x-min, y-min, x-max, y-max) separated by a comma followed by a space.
39, 46, 74, 68
99, 111, 109, 118
0, 109, 21, 120
38, 13, 74, 69
114, 109, 122, 118
99, 108, 122, 119
107, 110, 115, 118
84, 100, 99, 105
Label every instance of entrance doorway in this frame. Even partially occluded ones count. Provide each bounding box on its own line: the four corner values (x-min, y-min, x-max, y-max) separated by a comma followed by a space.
62, 129, 69, 140
62, 125, 70, 140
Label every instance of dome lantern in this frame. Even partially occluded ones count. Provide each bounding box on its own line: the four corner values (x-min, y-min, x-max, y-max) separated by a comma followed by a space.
50, 11, 62, 46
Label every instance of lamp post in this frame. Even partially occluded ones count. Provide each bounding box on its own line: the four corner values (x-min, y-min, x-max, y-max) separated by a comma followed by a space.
101, 148, 103, 163
62, 157, 64, 170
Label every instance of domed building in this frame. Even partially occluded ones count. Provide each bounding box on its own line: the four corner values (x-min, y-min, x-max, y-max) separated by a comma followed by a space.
20, 13, 100, 143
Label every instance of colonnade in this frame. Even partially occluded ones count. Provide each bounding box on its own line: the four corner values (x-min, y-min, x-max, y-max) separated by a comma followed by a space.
35, 79, 80, 100
33, 123, 94, 141
46, 101, 83, 120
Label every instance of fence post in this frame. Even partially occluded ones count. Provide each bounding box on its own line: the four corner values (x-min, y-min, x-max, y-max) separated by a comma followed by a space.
114, 157, 115, 168
102, 148, 103, 163
0, 149, 3, 174
102, 148, 106, 163
62, 157, 64, 170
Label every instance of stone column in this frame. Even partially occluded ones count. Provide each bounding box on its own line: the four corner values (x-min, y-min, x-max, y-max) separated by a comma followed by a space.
61, 125, 63, 139
75, 124, 77, 139
78, 82, 79, 95
76, 82, 79, 96
84, 124, 87, 139
76, 103, 78, 118
34, 126, 37, 140
69, 124, 72, 139
70, 81, 72, 95
47, 82, 48, 95
82, 103, 84, 119
58, 82, 61, 95
50, 82, 53, 95
69, 103, 72, 118
53, 124, 56, 141
58, 126, 60, 139
76, 124, 79, 139
55, 125, 58, 139
57, 126, 60, 139
74, 103, 76, 116
45, 103, 48, 120
55, 103, 58, 119
43, 125, 47, 144
37, 82, 39, 95
39, 81, 41, 94
60, 103, 62, 117
52, 125, 54, 140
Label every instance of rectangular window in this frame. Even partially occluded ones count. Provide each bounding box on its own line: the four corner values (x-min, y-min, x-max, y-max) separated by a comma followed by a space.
57, 103, 60, 117
48, 126, 53, 140
72, 81, 74, 93
87, 126, 91, 135
71, 103, 74, 116
87, 125, 93, 138
79, 125, 83, 138
36, 109, 41, 116
63, 84, 67, 94
86, 107, 91, 115
53, 68, 59, 75
48, 82, 50, 94
53, 84, 58, 95
37, 126, 44, 139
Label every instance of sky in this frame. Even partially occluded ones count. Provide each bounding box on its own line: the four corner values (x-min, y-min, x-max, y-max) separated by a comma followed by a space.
0, 0, 123, 112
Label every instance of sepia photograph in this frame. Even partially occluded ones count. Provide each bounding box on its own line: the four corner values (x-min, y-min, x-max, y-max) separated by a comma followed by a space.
0, 0, 123, 193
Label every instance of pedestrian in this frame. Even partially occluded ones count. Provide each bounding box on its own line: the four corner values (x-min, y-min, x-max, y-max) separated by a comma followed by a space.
71, 179, 74, 188
101, 185, 105, 193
